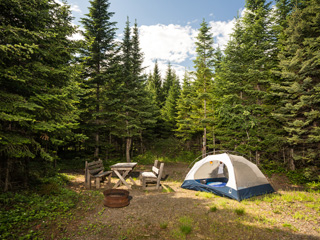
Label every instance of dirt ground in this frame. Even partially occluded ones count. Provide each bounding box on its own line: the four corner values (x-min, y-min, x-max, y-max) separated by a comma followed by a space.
60, 162, 320, 240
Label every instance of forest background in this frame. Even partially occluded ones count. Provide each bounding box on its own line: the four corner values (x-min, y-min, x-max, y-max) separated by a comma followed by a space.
0, 0, 320, 192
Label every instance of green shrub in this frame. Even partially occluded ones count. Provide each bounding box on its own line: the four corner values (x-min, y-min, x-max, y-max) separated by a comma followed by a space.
306, 181, 320, 191
133, 137, 199, 164
0, 175, 80, 239
261, 161, 286, 177
38, 182, 61, 195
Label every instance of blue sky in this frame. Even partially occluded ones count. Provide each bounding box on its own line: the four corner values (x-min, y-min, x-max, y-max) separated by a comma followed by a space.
70, 0, 246, 29
63, 0, 247, 78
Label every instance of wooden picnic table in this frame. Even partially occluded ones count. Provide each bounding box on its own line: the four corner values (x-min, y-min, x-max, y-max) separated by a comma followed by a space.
110, 162, 138, 189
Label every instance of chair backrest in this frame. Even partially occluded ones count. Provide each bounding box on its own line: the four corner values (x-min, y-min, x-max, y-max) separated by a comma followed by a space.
153, 160, 159, 167
156, 162, 164, 187
151, 160, 162, 177
85, 159, 104, 175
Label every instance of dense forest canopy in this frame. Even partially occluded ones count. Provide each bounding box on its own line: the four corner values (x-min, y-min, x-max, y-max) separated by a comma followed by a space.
0, 0, 319, 191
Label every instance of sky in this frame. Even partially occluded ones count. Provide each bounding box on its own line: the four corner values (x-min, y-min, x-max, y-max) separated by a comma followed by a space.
63, 0, 247, 79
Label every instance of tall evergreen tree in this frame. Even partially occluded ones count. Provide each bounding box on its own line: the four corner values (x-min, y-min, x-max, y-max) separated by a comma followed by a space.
161, 70, 180, 132
0, 0, 79, 190
192, 19, 216, 158
162, 63, 175, 100
80, 0, 117, 159
110, 18, 155, 162
149, 61, 163, 106
213, 0, 280, 163
175, 71, 195, 145
272, 0, 320, 170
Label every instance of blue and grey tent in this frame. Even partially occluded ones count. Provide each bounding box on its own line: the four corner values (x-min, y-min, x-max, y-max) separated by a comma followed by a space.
181, 153, 274, 201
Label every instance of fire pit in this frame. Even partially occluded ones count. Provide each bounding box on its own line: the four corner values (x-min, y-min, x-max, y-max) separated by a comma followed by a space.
103, 189, 130, 208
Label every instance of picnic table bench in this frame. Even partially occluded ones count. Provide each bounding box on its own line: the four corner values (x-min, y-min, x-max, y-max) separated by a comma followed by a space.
140, 160, 164, 190
85, 159, 112, 189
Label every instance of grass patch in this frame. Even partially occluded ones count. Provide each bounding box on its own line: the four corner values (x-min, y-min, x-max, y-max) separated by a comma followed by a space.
179, 216, 193, 235
306, 181, 320, 191
234, 207, 245, 216
160, 221, 168, 229
209, 205, 218, 212
162, 185, 175, 193
280, 191, 315, 203
282, 223, 298, 231
0, 174, 100, 240
0, 188, 80, 239
195, 191, 215, 199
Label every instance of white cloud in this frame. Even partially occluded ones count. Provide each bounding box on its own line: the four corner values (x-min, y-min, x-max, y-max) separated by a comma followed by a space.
138, 19, 236, 80
68, 25, 85, 41
209, 19, 236, 49
139, 24, 197, 79
68, 31, 84, 41
140, 24, 197, 64
70, 4, 82, 13
54, 0, 82, 14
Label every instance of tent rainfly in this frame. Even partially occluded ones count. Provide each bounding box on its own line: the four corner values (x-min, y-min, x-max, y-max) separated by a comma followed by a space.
181, 153, 275, 201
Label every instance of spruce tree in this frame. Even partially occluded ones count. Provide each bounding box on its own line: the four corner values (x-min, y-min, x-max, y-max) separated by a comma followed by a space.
0, 0, 79, 190
161, 70, 181, 132
213, 0, 280, 163
150, 61, 163, 106
175, 71, 196, 145
110, 18, 156, 161
272, 0, 320, 170
162, 63, 175, 100
80, 0, 117, 159
192, 19, 216, 158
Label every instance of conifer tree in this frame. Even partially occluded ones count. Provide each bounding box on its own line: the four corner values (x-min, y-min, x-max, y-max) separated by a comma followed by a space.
149, 61, 163, 106
162, 63, 175, 100
161, 70, 181, 132
213, 0, 280, 163
110, 18, 156, 161
0, 0, 79, 190
192, 19, 216, 158
272, 0, 320, 170
175, 71, 195, 145
80, 0, 117, 159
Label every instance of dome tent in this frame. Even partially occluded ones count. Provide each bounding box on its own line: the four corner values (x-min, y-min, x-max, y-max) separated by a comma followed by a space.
181, 153, 274, 201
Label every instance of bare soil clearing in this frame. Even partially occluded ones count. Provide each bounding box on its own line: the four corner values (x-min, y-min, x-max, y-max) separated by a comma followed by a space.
57, 162, 320, 240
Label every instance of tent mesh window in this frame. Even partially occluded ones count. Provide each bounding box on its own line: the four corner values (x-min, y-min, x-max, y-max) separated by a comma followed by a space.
194, 160, 229, 183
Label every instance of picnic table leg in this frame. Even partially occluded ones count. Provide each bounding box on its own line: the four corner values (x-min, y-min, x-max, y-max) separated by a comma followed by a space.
113, 170, 131, 189
128, 176, 137, 185
96, 177, 101, 189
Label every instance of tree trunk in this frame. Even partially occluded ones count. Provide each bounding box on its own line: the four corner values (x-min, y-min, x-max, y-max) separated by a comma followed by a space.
202, 95, 207, 158
255, 151, 260, 166
212, 127, 215, 154
187, 141, 191, 151
105, 133, 112, 161
139, 132, 144, 154
126, 137, 132, 162
282, 148, 286, 164
94, 82, 100, 158
24, 158, 29, 188
94, 132, 99, 158
4, 158, 12, 192
289, 148, 295, 171
202, 127, 207, 159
